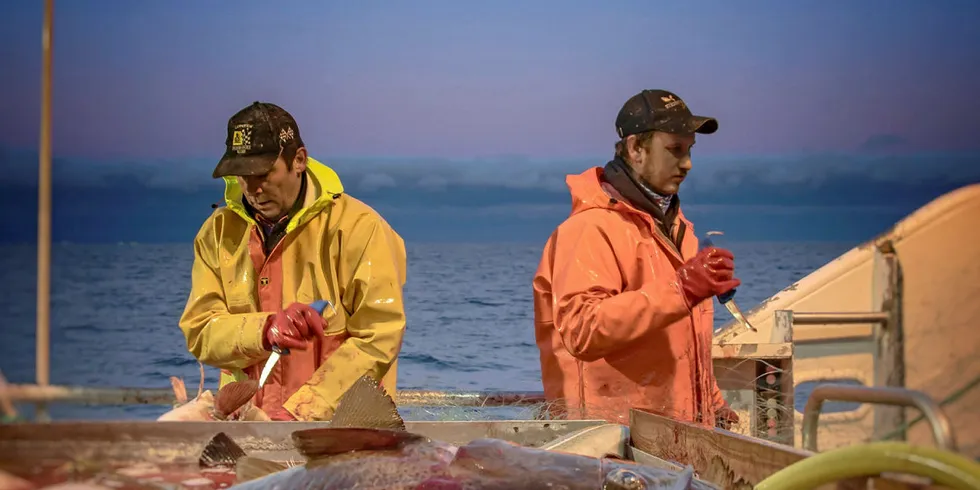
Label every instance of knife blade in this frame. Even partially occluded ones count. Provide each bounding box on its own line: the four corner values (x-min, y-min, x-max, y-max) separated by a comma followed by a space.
702, 231, 757, 333
257, 299, 334, 389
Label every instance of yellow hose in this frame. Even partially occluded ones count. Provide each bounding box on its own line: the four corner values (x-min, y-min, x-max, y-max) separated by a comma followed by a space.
755, 441, 980, 490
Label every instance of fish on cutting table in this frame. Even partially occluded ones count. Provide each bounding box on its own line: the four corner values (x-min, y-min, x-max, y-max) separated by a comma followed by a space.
194, 374, 717, 489
157, 363, 269, 422
0, 469, 36, 490
0, 467, 169, 490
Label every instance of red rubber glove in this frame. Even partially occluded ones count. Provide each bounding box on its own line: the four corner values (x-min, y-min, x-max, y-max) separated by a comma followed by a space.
676, 246, 741, 308
716, 404, 740, 430
267, 407, 297, 421
262, 302, 327, 351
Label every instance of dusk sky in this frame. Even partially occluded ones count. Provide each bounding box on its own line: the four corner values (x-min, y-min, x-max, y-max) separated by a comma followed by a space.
1, 1, 979, 243
2, 1, 979, 159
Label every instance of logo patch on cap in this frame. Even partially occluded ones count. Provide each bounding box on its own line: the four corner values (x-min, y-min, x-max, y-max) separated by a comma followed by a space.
279, 126, 295, 144
231, 123, 253, 154
660, 94, 685, 110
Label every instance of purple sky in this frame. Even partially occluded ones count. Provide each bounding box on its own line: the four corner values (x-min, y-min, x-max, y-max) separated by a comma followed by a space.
1, 0, 979, 160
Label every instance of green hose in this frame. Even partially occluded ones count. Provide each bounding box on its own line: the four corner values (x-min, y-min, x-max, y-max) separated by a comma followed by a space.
755, 441, 980, 490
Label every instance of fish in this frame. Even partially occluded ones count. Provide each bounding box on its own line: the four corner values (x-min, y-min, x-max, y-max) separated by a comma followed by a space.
196, 374, 717, 489
157, 363, 269, 422
0, 469, 37, 490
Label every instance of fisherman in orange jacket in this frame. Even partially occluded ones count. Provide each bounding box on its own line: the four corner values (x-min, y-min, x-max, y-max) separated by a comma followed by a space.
533, 89, 740, 429
178, 102, 407, 421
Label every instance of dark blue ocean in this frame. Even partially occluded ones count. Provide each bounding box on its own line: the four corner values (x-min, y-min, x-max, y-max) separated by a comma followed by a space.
0, 240, 854, 420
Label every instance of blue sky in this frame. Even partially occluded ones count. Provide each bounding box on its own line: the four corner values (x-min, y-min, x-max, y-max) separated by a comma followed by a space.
1, 1, 979, 243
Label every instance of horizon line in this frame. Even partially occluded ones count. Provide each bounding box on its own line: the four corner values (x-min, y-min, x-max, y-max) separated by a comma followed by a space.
4, 145, 980, 164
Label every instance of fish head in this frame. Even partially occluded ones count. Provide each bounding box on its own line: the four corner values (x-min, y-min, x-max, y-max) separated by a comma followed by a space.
156, 390, 215, 421
232, 402, 271, 421
446, 439, 710, 489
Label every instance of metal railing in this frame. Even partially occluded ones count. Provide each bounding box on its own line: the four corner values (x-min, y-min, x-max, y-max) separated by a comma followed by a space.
787, 311, 890, 325
801, 384, 956, 452
0, 383, 548, 409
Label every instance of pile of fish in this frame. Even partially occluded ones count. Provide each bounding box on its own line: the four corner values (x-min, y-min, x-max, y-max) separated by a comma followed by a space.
0, 373, 716, 489
157, 364, 269, 422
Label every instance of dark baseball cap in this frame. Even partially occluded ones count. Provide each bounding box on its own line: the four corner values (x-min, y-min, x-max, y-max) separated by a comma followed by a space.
212, 102, 303, 179
615, 89, 718, 138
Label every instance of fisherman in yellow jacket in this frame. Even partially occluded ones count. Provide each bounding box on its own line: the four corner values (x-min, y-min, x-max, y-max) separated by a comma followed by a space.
178, 101, 407, 421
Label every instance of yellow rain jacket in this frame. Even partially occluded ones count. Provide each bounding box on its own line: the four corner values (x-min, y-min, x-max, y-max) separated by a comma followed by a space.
178, 158, 407, 421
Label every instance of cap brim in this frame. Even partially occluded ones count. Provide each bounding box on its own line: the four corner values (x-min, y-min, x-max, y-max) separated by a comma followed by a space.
212, 152, 278, 179
689, 115, 718, 134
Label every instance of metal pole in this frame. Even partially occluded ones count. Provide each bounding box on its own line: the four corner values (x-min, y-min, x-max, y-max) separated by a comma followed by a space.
35, 0, 54, 422
789, 312, 890, 325
801, 384, 956, 453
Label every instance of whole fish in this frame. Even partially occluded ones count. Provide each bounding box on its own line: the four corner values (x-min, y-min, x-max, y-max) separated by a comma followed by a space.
205, 375, 716, 490
157, 364, 268, 422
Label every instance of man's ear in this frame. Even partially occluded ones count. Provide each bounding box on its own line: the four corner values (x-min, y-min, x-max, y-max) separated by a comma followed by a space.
625, 135, 640, 160
293, 147, 308, 173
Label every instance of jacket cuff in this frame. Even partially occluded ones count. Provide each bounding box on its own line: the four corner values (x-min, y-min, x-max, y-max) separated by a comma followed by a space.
283, 385, 333, 422
236, 313, 272, 359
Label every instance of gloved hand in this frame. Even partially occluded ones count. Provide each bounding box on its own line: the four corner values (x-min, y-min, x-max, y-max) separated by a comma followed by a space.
715, 404, 740, 430
266, 406, 298, 421
262, 302, 327, 351
677, 246, 741, 308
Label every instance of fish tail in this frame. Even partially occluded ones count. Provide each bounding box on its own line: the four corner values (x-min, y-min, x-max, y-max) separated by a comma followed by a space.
199, 432, 247, 468
329, 373, 405, 430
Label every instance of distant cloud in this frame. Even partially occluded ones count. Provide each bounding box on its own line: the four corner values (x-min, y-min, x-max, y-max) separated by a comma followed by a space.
857, 134, 911, 153
1, 147, 978, 210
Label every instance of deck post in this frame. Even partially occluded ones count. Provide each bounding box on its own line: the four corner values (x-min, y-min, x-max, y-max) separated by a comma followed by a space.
35, 0, 55, 423
766, 310, 795, 446
872, 240, 906, 440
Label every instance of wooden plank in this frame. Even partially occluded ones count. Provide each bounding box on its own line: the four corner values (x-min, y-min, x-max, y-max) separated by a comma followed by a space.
629, 408, 812, 488
711, 342, 792, 359
0, 419, 605, 467
628, 409, 951, 490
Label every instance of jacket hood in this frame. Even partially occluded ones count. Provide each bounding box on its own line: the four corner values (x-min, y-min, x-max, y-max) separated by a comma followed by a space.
565, 166, 690, 228
565, 167, 647, 217
221, 157, 345, 232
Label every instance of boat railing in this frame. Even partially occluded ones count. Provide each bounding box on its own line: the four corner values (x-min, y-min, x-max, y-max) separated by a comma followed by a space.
0, 384, 548, 409
4, 300, 921, 457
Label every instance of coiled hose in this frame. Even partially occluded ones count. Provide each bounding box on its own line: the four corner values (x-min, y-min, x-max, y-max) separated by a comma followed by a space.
754, 441, 980, 490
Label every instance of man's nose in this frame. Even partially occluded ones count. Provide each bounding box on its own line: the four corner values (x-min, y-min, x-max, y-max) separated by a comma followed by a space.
679, 156, 693, 171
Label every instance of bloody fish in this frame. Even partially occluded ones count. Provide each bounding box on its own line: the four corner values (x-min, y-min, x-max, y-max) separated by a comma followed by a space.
203, 375, 716, 490
157, 364, 268, 422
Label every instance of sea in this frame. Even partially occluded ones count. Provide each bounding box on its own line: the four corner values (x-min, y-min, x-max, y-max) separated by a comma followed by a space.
0, 240, 855, 421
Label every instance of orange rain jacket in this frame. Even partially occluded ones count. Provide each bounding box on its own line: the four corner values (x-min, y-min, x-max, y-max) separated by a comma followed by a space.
178, 158, 407, 421
533, 166, 727, 427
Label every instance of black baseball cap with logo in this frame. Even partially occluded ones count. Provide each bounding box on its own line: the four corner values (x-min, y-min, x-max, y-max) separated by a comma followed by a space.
614, 89, 718, 138
212, 102, 304, 179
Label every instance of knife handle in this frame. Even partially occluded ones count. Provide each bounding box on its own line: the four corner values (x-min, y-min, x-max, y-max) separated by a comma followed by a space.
309, 299, 332, 314
272, 300, 334, 355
